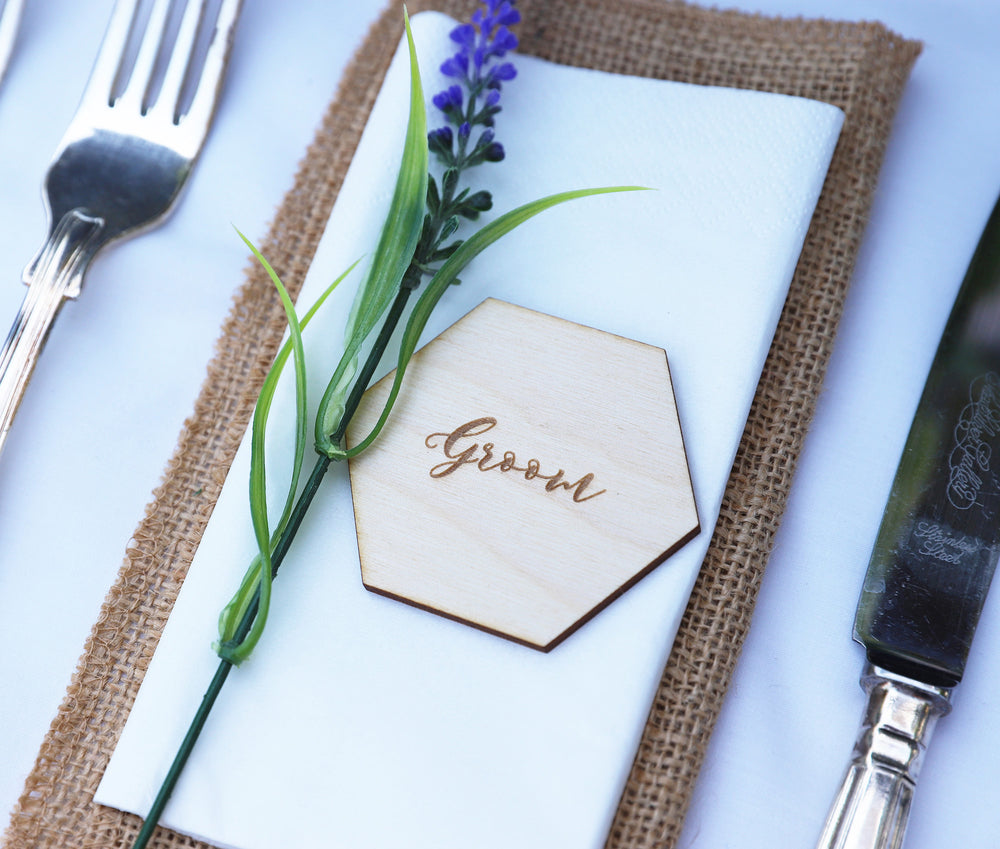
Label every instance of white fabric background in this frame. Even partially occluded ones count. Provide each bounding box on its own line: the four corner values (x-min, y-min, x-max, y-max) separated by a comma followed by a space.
1, 2, 999, 848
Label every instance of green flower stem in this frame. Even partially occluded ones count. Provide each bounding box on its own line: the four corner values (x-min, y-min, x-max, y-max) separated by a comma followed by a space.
131, 181, 638, 846
130, 660, 232, 849
129, 457, 330, 849
329, 283, 414, 445
130, 284, 415, 849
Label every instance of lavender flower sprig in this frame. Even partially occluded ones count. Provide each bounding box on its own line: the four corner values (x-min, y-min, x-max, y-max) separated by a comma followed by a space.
418, 2, 519, 273
430, 0, 518, 166
314, 2, 520, 443
129, 5, 643, 846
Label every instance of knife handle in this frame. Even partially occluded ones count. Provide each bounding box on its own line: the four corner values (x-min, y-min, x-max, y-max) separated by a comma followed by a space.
815, 665, 952, 849
0, 209, 102, 459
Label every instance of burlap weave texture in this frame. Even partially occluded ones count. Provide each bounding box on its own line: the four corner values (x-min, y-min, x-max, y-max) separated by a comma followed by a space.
3, 2, 920, 848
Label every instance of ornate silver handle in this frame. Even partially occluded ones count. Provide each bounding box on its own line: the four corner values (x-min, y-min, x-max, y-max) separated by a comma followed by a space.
0, 209, 103, 456
815, 664, 953, 849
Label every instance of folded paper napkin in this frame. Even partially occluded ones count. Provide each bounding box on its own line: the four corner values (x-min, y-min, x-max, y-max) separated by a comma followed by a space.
96, 12, 843, 849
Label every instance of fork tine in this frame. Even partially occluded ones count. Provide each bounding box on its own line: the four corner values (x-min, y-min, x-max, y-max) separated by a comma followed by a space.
183, 0, 240, 131
80, 0, 139, 109
0, 0, 243, 461
0, 0, 25, 87
116, 0, 172, 113
155, 0, 204, 121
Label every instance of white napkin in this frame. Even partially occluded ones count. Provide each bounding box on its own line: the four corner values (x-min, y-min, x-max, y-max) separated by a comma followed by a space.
95, 12, 842, 849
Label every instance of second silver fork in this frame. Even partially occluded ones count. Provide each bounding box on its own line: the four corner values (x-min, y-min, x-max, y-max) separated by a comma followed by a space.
0, 0, 242, 459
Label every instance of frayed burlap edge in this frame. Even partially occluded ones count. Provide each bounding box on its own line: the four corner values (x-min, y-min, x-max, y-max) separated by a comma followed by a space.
2, 2, 920, 848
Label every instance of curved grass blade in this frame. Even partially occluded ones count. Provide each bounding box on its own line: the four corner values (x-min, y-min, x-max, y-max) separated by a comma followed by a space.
216, 235, 361, 662
334, 185, 648, 459
236, 248, 306, 665
315, 9, 428, 454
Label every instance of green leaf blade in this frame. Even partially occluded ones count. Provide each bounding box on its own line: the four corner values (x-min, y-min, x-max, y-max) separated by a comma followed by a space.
215, 233, 360, 665
336, 185, 649, 458
315, 9, 429, 454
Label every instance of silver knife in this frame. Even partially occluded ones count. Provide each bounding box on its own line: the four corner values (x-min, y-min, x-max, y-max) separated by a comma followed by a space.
816, 196, 1000, 849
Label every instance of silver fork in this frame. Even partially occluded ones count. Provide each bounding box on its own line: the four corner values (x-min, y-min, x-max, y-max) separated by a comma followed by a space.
0, 0, 25, 90
0, 0, 242, 457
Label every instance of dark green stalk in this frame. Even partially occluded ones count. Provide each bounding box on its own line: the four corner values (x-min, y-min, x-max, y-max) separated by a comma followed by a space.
330, 283, 414, 444
130, 285, 413, 849
129, 659, 232, 849
132, 79, 480, 845
130, 455, 329, 849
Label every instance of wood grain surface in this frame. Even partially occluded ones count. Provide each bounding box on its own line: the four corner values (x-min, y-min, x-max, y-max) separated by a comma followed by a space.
347, 298, 700, 650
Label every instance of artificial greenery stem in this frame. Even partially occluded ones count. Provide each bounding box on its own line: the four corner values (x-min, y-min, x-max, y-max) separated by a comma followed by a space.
328, 284, 414, 447
129, 179, 640, 845
127, 6, 641, 841
131, 452, 330, 849
130, 284, 413, 849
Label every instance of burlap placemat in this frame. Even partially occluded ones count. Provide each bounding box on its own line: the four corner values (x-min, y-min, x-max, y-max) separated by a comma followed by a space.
3, 1, 920, 847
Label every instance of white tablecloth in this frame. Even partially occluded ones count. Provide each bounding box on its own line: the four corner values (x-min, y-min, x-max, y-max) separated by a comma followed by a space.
2, 2, 999, 848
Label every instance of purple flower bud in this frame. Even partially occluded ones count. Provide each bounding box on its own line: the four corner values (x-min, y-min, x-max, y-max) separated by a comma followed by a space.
485, 89, 501, 107
440, 53, 468, 78
458, 122, 472, 139
433, 84, 463, 111
484, 142, 505, 162
486, 63, 517, 87
429, 126, 453, 145
495, 3, 521, 26
450, 23, 476, 49
489, 27, 519, 57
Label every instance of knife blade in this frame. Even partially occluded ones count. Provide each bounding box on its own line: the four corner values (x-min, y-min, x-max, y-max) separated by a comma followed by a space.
816, 195, 1000, 849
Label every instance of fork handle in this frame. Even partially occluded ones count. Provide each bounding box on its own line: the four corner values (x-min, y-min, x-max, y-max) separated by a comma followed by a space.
0, 209, 103, 456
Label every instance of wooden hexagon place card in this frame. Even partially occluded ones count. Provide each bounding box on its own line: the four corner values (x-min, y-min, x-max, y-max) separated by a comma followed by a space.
346, 298, 699, 651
